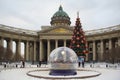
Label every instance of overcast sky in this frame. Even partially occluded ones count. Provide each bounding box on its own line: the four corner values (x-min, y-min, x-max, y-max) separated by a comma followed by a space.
0, 0, 120, 30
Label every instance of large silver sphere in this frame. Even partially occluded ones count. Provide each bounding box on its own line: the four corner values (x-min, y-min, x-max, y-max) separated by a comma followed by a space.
48, 47, 78, 75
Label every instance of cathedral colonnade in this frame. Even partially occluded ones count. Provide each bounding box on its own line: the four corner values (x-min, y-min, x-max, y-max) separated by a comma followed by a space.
0, 24, 120, 62
87, 37, 120, 62
0, 37, 37, 61
0, 35, 120, 62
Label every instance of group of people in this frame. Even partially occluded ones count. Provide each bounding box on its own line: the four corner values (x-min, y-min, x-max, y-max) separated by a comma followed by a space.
3, 60, 25, 68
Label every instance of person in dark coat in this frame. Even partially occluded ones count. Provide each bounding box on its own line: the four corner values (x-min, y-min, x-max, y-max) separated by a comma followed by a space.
22, 60, 25, 68
39, 61, 41, 67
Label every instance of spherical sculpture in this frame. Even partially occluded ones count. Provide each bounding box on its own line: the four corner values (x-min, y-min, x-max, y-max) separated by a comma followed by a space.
48, 47, 78, 76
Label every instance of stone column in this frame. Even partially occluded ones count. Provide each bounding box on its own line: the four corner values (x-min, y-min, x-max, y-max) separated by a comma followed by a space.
16, 40, 21, 61
25, 41, 29, 61
109, 39, 112, 49
47, 39, 50, 59
33, 41, 36, 61
39, 40, 43, 61
7, 39, 13, 51
64, 39, 66, 47
85, 42, 88, 61
93, 41, 96, 61
55, 39, 58, 48
85, 54, 88, 61
29, 43, 34, 61
100, 40, 104, 61
0, 38, 4, 46
118, 37, 120, 46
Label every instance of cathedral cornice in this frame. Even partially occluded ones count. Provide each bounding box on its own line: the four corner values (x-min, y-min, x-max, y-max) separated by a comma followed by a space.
0, 24, 120, 37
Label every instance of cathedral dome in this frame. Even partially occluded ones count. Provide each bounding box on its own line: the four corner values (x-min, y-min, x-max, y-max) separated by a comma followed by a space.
50, 5, 71, 26
53, 6, 68, 17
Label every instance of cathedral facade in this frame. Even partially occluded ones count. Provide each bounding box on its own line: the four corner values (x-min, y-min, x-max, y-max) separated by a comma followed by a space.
0, 6, 120, 62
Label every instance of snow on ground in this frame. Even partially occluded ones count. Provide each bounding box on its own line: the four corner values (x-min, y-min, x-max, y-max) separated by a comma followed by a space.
0, 62, 120, 80
0, 68, 43, 80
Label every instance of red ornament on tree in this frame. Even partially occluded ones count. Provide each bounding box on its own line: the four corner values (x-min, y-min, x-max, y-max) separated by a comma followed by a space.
72, 40, 75, 43
83, 50, 86, 53
81, 40, 84, 43
86, 46, 88, 48
77, 37, 80, 40
77, 45, 80, 47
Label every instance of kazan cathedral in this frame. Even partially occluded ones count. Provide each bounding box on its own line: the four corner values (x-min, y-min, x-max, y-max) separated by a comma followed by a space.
0, 6, 120, 62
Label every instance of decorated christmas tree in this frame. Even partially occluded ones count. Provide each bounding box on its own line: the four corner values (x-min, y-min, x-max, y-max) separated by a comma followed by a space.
70, 12, 88, 56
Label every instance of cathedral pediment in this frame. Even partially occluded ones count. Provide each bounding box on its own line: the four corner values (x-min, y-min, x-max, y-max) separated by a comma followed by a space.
49, 28, 71, 33
39, 26, 73, 34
